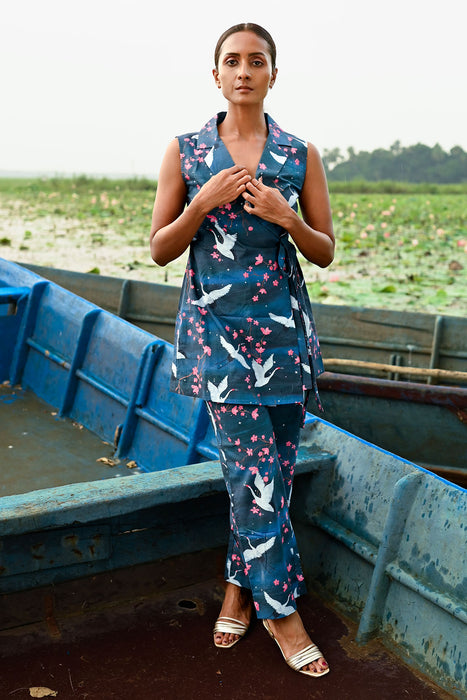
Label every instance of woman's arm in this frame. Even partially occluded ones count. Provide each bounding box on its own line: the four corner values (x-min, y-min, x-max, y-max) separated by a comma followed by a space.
150, 139, 251, 266
242, 143, 335, 268
149, 138, 202, 266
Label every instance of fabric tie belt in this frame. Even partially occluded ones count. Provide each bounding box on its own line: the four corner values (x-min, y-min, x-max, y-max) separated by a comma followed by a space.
278, 234, 324, 415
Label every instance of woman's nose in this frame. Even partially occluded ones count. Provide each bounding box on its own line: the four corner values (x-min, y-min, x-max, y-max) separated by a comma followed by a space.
237, 61, 251, 79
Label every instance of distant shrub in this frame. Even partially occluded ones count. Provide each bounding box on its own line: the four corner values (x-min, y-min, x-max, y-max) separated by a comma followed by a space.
328, 181, 467, 195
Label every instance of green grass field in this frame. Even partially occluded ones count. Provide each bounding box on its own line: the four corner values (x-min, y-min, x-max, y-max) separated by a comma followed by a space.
0, 177, 466, 315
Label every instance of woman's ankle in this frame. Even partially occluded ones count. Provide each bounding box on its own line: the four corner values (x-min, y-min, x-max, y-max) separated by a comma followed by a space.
221, 584, 252, 618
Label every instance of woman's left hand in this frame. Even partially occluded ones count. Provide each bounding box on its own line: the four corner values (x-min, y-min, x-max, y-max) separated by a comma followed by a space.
242, 178, 291, 227
242, 142, 335, 268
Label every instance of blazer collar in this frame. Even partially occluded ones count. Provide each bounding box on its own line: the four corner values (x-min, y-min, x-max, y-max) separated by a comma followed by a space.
195, 113, 297, 179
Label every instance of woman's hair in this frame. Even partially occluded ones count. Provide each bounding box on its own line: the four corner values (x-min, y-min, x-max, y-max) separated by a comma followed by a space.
214, 23, 276, 70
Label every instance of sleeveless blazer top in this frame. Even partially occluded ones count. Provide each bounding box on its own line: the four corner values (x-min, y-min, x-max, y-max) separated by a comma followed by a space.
170, 112, 324, 409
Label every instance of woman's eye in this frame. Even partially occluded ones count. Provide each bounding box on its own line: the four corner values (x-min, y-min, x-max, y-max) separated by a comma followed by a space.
252, 60, 264, 67
226, 59, 237, 66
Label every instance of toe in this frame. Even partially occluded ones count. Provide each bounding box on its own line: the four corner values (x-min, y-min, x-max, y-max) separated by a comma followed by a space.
214, 628, 242, 647
301, 658, 328, 674
215, 631, 227, 646
319, 658, 329, 671
313, 658, 329, 674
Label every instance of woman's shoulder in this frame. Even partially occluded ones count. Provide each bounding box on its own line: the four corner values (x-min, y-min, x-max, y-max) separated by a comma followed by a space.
177, 131, 199, 146
175, 132, 201, 165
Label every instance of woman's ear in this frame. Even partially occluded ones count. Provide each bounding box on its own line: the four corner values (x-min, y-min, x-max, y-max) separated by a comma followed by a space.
269, 67, 278, 89
212, 68, 221, 88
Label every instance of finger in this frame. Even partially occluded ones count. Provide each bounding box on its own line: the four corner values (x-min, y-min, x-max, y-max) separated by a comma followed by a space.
230, 165, 251, 178
242, 190, 255, 202
238, 173, 252, 185
245, 180, 258, 192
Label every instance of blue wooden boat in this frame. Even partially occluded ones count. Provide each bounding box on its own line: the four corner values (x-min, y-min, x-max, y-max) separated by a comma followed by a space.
0, 258, 466, 699
21, 262, 467, 487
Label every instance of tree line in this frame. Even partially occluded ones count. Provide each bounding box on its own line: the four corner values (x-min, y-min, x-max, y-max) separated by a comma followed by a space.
323, 142, 467, 183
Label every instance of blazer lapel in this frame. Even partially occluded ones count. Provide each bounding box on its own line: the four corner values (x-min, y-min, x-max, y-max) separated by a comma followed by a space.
257, 114, 304, 181
193, 113, 233, 178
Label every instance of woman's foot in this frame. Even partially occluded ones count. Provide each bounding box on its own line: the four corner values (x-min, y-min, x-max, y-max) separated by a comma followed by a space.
213, 583, 252, 647
265, 611, 329, 676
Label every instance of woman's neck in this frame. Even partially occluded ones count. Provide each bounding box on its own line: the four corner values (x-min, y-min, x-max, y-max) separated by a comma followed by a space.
218, 105, 268, 142
217, 106, 269, 178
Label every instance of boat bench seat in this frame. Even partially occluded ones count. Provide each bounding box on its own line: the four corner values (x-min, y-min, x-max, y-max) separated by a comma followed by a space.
0, 446, 337, 541
0, 285, 34, 381
0, 286, 30, 303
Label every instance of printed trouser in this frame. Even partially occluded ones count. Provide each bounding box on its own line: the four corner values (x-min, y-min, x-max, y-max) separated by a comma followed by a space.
206, 401, 307, 619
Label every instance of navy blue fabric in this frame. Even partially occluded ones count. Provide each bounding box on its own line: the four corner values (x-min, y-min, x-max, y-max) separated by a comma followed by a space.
170, 113, 324, 409
207, 401, 307, 619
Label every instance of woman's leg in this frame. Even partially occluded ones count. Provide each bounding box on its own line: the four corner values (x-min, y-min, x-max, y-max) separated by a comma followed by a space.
208, 401, 329, 673
264, 403, 329, 674
267, 402, 307, 603
206, 402, 306, 620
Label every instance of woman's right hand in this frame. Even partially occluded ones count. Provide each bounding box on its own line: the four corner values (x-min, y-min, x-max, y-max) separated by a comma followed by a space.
196, 165, 251, 212
151, 140, 252, 266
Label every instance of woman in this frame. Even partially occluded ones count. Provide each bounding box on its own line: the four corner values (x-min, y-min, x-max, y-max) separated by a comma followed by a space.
150, 22, 334, 678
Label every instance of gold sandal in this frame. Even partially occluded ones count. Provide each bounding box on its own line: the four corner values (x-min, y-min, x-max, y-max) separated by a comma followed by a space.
263, 619, 330, 677
213, 616, 249, 649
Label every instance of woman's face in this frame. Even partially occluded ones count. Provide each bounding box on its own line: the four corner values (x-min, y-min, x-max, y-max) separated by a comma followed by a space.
213, 31, 277, 106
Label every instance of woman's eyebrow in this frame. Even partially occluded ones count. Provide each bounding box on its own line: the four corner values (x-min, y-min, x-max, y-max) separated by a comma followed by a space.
223, 51, 268, 58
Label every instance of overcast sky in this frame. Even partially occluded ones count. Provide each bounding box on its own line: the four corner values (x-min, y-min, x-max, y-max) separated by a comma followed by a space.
1, 0, 466, 177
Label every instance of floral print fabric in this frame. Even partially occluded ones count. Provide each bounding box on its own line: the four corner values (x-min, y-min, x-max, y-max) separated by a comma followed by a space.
170, 113, 324, 410
207, 401, 307, 619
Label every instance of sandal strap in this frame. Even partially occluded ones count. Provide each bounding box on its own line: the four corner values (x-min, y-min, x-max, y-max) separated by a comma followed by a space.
286, 643, 325, 671
213, 616, 249, 636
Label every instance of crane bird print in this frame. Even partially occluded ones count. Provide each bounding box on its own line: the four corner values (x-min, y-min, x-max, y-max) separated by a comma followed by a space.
207, 376, 234, 402
246, 472, 275, 512
191, 283, 232, 307
210, 219, 237, 259
252, 354, 280, 387
268, 311, 295, 328
220, 335, 250, 370
243, 535, 276, 562
264, 591, 296, 616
